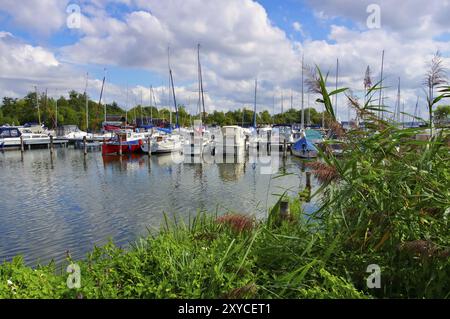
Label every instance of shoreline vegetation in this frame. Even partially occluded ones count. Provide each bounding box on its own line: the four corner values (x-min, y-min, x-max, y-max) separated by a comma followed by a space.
1, 65, 449, 299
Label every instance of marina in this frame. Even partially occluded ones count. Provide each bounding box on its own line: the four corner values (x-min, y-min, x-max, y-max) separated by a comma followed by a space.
0, 0, 449, 302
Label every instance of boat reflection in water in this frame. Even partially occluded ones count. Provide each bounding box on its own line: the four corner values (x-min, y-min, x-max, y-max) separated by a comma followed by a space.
154, 152, 183, 166
217, 162, 246, 182
102, 153, 147, 171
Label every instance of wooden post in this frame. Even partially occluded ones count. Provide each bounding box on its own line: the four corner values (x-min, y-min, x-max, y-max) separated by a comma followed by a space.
306, 171, 311, 189
101, 137, 106, 155
147, 136, 151, 156
50, 135, 54, 154
83, 136, 87, 156
280, 200, 290, 221
20, 136, 24, 153
119, 135, 123, 156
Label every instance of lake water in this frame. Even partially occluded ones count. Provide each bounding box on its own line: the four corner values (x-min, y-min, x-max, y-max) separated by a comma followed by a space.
0, 148, 319, 265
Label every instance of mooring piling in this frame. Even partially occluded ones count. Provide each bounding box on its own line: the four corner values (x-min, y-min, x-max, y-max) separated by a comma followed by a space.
50, 135, 54, 154
306, 171, 311, 189
280, 200, 290, 221
119, 136, 123, 156
83, 136, 87, 156
20, 136, 24, 153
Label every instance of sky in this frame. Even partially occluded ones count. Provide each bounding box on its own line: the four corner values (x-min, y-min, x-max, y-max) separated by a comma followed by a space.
0, 0, 449, 120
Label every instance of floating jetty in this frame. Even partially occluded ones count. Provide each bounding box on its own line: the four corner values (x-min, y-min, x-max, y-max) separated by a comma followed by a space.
0, 137, 69, 151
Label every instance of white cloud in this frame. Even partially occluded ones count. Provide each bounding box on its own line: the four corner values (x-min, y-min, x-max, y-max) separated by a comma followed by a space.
307, 0, 450, 39
0, 0, 69, 35
292, 21, 302, 32
59, 0, 302, 113
1, 0, 450, 121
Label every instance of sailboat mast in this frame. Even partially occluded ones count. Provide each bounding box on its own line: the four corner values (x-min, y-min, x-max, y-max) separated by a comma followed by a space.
169, 69, 179, 128
290, 90, 293, 109
197, 44, 206, 123
378, 50, 385, 120
140, 89, 144, 126
134, 97, 137, 124
307, 93, 310, 126
98, 70, 106, 126
402, 101, 405, 128
55, 90, 58, 128
85, 72, 89, 131
272, 94, 275, 118
334, 58, 339, 120
125, 84, 128, 124
34, 86, 41, 126
301, 54, 304, 129
45, 88, 48, 126
253, 78, 257, 129
413, 96, 419, 125
396, 77, 401, 123
149, 85, 153, 124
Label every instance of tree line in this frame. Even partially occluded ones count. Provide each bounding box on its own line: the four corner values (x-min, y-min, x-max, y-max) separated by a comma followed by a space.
0, 90, 332, 130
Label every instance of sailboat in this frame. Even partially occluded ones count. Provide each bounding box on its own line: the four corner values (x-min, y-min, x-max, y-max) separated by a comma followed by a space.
291, 55, 320, 159
141, 48, 183, 154
248, 79, 259, 149
142, 127, 183, 154
183, 44, 213, 156
291, 130, 319, 159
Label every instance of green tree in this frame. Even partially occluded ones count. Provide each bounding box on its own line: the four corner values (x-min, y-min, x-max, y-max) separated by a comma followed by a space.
434, 105, 450, 122
259, 110, 272, 124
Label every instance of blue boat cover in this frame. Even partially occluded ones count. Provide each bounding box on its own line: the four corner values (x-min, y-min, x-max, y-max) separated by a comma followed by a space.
157, 127, 173, 134
292, 136, 317, 153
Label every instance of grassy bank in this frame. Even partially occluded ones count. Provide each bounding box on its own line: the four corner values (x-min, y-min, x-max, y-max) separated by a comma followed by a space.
0, 205, 370, 299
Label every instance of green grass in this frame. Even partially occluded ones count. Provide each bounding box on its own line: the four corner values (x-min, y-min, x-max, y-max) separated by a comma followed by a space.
0, 207, 371, 299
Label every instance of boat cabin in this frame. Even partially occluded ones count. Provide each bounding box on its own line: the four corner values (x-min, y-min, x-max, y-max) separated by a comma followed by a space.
0, 127, 21, 138
56, 125, 82, 137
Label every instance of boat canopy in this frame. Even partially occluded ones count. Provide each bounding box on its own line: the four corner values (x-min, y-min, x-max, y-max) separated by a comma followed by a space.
292, 136, 317, 153
305, 129, 323, 141
0, 127, 21, 138
157, 127, 173, 134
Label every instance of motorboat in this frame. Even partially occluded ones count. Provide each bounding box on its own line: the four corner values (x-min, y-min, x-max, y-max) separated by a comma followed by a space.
214, 125, 246, 155
0, 126, 54, 149
20, 128, 52, 143
0, 126, 22, 148
183, 127, 213, 156
56, 125, 90, 141
247, 126, 272, 149
272, 125, 294, 145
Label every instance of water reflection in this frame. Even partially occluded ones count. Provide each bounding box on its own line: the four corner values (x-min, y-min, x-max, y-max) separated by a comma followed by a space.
217, 163, 246, 182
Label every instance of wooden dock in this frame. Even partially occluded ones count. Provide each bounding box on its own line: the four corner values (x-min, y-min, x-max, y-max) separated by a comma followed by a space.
23, 138, 69, 150
0, 138, 69, 151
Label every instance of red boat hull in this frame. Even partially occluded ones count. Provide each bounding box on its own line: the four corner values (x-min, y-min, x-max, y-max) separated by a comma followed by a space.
102, 140, 143, 155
